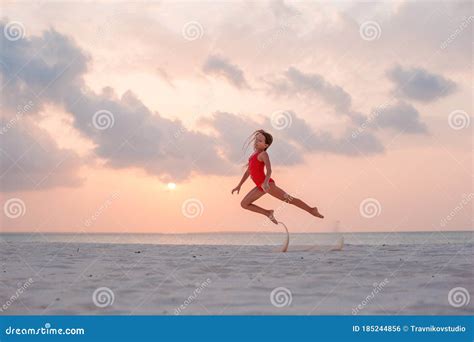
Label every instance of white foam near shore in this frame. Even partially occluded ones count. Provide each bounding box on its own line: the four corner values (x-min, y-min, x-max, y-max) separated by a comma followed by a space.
0, 240, 473, 315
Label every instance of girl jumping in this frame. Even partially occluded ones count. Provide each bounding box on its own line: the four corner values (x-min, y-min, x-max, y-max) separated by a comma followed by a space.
231, 129, 324, 224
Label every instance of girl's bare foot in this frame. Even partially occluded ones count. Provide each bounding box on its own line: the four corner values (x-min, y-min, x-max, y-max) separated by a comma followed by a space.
267, 210, 278, 224
312, 207, 324, 219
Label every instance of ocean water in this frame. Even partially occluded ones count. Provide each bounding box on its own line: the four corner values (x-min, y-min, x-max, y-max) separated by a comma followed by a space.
0, 231, 472, 246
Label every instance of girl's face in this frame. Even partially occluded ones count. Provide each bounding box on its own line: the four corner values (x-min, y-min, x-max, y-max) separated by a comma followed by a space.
254, 132, 268, 150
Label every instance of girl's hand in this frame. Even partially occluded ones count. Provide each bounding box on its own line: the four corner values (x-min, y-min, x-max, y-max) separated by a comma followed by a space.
231, 185, 241, 194
262, 182, 270, 193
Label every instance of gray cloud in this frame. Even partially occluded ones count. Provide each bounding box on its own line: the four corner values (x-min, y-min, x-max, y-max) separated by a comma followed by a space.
66, 87, 235, 182
268, 66, 431, 135
202, 55, 250, 89
0, 23, 89, 192
0, 118, 84, 192
285, 67, 352, 113
269, 67, 352, 113
267, 66, 366, 124
201, 110, 385, 162
198, 111, 303, 167
0, 20, 235, 191
387, 64, 457, 102
263, 111, 385, 156
373, 101, 428, 134
0, 27, 89, 117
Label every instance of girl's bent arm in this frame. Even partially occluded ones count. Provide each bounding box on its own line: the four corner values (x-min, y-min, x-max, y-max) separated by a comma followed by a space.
260, 152, 272, 182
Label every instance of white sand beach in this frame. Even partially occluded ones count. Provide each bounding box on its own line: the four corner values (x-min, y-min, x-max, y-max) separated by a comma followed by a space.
1, 239, 473, 315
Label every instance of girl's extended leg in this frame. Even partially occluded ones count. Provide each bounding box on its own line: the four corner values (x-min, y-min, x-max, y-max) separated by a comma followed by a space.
240, 186, 278, 224
267, 183, 324, 219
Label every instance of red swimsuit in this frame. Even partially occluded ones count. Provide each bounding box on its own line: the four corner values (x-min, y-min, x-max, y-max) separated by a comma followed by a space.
248, 151, 275, 191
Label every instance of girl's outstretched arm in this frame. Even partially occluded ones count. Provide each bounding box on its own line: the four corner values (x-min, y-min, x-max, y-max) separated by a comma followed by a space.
232, 169, 249, 194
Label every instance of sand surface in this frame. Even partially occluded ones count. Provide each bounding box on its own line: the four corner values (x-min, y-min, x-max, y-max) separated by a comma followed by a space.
1, 241, 473, 315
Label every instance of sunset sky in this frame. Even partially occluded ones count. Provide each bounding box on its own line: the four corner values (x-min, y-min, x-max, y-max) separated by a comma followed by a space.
0, 0, 472, 234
